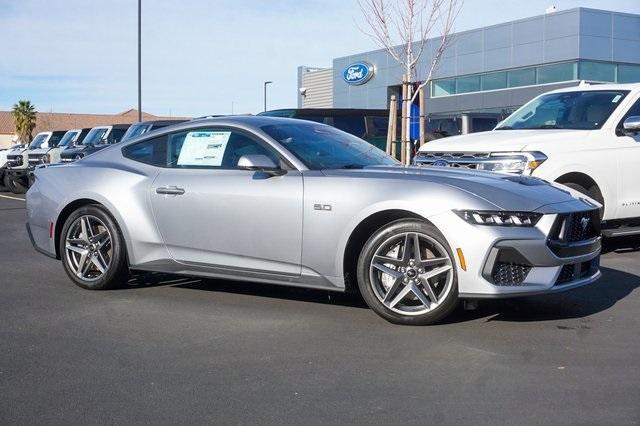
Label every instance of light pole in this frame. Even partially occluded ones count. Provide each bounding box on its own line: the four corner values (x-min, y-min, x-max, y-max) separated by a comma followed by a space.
137, 0, 142, 122
263, 81, 272, 112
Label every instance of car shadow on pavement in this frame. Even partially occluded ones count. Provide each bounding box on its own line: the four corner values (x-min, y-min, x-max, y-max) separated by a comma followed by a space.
125, 265, 638, 322
443, 266, 639, 324
125, 271, 369, 309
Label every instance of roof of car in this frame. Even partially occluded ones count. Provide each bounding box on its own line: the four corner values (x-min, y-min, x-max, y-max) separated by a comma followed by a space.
549, 82, 640, 94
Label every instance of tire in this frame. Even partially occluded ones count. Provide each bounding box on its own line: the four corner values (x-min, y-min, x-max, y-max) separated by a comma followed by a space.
562, 182, 604, 218
59, 204, 129, 290
0, 171, 8, 192
4, 174, 27, 194
356, 219, 459, 325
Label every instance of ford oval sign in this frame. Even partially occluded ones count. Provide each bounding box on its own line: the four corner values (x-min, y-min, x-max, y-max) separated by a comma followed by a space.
343, 62, 375, 85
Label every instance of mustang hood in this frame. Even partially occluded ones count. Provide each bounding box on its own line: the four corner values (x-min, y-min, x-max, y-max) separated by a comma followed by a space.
323, 166, 589, 212
418, 129, 589, 152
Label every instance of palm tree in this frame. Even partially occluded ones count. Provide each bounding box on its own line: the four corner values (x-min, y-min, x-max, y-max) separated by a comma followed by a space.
11, 100, 37, 143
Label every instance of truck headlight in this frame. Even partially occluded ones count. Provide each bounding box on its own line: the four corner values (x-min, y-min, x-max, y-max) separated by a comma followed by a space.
476, 151, 547, 175
455, 210, 542, 227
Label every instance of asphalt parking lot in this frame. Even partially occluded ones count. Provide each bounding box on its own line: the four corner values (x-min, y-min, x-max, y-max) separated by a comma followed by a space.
0, 193, 639, 424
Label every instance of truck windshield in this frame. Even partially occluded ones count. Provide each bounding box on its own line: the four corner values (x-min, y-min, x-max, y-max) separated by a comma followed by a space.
496, 90, 629, 131
261, 122, 398, 170
28, 134, 48, 149
82, 128, 109, 145
58, 131, 79, 147
121, 123, 151, 142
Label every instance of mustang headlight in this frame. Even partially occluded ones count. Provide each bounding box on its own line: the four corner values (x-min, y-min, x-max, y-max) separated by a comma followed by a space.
476, 151, 547, 175
455, 210, 542, 227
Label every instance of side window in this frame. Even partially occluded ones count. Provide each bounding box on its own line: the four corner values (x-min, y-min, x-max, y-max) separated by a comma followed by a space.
122, 135, 168, 167
110, 129, 127, 143
168, 128, 280, 169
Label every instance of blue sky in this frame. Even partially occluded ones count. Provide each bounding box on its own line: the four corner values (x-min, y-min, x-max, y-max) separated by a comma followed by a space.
1, 0, 639, 117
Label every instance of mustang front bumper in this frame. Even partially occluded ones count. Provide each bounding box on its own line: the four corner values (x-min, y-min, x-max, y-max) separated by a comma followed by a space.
430, 200, 602, 298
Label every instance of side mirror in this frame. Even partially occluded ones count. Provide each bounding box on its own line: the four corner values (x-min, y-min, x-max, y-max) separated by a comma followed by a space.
237, 154, 286, 175
623, 116, 640, 134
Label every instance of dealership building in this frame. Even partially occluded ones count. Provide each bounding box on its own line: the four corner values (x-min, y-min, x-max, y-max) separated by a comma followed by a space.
298, 7, 640, 121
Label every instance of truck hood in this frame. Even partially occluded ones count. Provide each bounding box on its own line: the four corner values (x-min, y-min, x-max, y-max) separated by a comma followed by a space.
322, 166, 590, 212
418, 129, 589, 153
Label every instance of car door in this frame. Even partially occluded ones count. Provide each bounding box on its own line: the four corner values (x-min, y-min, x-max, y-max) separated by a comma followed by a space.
148, 126, 303, 276
616, 95, 640, 219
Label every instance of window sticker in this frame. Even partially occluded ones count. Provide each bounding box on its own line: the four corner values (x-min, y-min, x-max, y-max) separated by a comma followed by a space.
177, 131, 231, 166
612, 94, 622, 103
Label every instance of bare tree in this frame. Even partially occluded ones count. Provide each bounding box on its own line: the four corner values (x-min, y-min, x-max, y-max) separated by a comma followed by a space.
359, 0, 462, 162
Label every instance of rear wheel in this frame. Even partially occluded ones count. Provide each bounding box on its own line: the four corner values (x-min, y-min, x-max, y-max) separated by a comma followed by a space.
356, 220, 458, 325
4, 174, 27, 194
59, 205, 129, 290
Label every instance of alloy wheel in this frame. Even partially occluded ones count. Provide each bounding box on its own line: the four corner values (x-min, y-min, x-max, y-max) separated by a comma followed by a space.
369, 232, 454, 316
65, 215, 112, 282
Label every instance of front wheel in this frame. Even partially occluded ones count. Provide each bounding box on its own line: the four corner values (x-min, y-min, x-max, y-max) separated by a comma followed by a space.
4, 174, 27, 194
59, 205, 129, 290
356, 220, 459, 325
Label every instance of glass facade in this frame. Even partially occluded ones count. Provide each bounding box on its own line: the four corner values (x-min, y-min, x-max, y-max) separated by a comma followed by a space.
431, 61, 640, 98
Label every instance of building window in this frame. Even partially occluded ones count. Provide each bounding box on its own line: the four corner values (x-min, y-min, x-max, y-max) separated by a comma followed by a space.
579, 61, 616, 82
618, 64, 640, 83
432, 79, 456, 97
537, 62, 576, 84
481, 72, 507, 91
508, 68, 536, 87
456, 75, 481, 94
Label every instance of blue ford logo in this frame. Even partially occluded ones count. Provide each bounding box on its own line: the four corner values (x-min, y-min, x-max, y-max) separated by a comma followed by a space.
343, 62, 375, 85
432, 160, 449, 167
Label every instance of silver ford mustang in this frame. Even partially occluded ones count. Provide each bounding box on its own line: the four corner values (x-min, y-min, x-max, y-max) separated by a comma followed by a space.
26, 116, 602, 325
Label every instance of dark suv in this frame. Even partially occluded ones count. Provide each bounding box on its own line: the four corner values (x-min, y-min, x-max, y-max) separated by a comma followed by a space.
258, 109, 390, 150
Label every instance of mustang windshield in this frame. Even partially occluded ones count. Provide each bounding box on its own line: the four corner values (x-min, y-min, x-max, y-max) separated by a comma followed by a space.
261, 122, 398, 170
81, 128, 109, 146
28, 134, 48, 149
58, 131, 79, 147
496, 90, 629, 131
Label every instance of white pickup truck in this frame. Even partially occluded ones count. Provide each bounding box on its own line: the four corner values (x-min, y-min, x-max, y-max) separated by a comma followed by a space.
415, 83, 640, 237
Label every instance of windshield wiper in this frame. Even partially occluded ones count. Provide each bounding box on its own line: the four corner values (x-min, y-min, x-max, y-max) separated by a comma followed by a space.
340, 164, 365, 169
495, 126, 514, 130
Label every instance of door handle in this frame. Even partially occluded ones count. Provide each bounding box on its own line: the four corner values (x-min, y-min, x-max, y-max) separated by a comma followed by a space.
156, 186, 185, 195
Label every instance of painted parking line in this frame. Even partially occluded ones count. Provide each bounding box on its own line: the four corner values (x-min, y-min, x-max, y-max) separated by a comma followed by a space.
0, 194, 26, 201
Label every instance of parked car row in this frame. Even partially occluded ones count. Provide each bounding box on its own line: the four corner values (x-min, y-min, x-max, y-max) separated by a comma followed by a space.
0, 120, 186, 193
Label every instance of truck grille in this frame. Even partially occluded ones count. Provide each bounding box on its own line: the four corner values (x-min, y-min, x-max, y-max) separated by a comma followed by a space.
28, 154, 44, 164
414, 152, 490, 170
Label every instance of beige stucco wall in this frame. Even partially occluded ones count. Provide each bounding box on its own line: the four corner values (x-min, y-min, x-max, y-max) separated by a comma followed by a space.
0, 134, 16, 149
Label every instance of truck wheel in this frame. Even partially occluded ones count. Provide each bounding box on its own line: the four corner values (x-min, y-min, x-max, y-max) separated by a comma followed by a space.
356, 219, 459, 325
4, 174, 27, 194
0, 172, 8, 192
562, 182, 604, 216
59, 204, 130, 290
